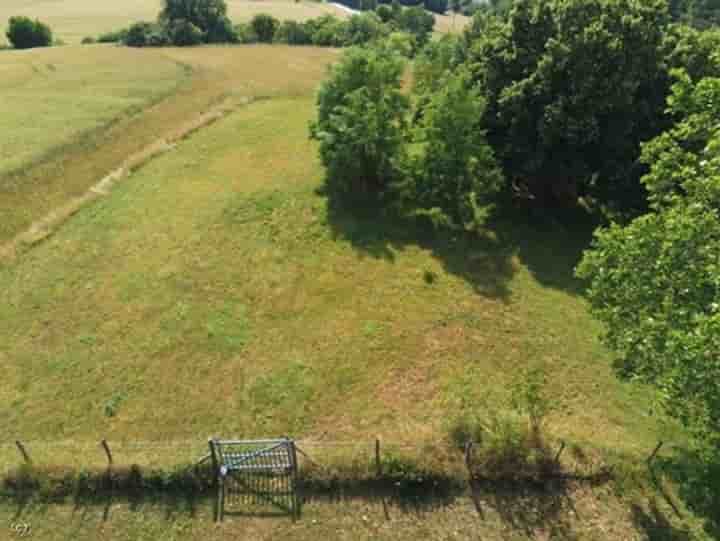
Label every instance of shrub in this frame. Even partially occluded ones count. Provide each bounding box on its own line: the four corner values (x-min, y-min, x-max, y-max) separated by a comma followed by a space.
307, 15, 347, 46
81, 36, 96, 45
250, 13, 280, 43
310, 47, 409, 200
344, 12, 389, 45
397, 6, 434, 48
97, 28, 128, 43
382, 31, 415, 57
234, 23, 258, 43
376, 4, 395, 22
6, 16, 53, 49
124, 22, 167, 47
398, 72, 503, 231
160, 0, 228, 36
205, 16, 238, 43
275, 20, 313, 44
167, 19, 204, 46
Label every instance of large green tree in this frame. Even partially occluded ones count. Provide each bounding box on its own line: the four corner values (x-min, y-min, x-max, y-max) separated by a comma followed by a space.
465, 0, 672, 214
160, 0, 234, 42
397, 71, 504, 230
310, 47, 409, 199
577, 72, 720, 455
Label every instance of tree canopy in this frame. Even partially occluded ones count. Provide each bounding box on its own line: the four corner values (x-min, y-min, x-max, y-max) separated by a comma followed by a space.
577, 72, 720, 455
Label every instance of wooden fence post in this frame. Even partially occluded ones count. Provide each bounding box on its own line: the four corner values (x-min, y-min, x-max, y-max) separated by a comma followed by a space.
375, 438, 381, 478
647, 441, 664, 466
464, 441, 473, 478
554, 440, 566, 465
101, 439, 113, 466
15, 441, 30, 464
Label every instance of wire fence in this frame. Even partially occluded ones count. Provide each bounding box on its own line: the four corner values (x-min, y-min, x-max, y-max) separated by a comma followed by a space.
0, 435, 675, 481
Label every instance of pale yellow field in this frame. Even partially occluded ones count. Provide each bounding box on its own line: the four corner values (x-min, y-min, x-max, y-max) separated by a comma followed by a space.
0, 0, 353, 44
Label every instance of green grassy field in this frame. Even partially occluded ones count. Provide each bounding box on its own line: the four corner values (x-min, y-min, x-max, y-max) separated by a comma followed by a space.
0, 22, 709, 541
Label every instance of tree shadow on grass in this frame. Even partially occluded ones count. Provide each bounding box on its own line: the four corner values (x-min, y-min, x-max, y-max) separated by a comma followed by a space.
655, 450, 720, 539
630, 499, 692, 541
323, 193, 598, 301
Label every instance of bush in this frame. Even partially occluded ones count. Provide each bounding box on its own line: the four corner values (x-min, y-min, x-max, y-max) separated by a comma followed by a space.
205, 16, 238, 43
307, 15, 348, 46
250, 13, 280, 43
376, 4, 395, 22
234, 22, 259, 43
97, 28, 128, 43
6, 16, 53, 49
167, 19, 204, 46
275, 20, 313, 44
81, 36, 96, 45
398, 72, 503, 231
124, 21, 167, 47
344, 12, 389, 45
310, 47, 409, 200
160, 0, 228, 35
397, 6, 434, 48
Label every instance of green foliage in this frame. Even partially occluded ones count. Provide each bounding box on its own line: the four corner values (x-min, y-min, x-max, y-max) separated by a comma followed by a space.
124, 21, 168, 47
103, 391, 127, 418
344, 12, 389, 45
81, 36, 96, 45
6, 16, 53, 49
382, 31, 415, 57
275, 19, 313, 44
97, 28, 129, 43
234, 22, 259, 43
577, 72, 720, 456
166, 19, 204, 46
412, 34, 462, 97
310, 47, 409, 199
671, 0, 720, 28
376, 4, 395, 22
397, 6, 435, 48
305, 15, 348, 46
465, 0, 672, 214
509, 364, 553, 434
397, 72, 503, 231
250, 13, 280, 43
160, 0, 229, 35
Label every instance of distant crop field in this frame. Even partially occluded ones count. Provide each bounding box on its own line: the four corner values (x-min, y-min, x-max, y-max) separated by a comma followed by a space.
0, 0, 352, 44
0, 46, 184, 178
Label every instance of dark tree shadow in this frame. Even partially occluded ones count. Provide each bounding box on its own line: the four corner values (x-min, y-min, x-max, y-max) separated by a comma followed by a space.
656, 450, 720, 539
469, 474, 615, 541
323, 193, 598, 301
631, 499, 692, 541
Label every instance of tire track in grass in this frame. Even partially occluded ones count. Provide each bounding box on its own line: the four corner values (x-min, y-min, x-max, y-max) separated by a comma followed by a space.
0, 96, 259, 263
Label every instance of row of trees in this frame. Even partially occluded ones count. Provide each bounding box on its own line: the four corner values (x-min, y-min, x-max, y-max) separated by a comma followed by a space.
92, 0, 434, 49
312, 0, 720, 458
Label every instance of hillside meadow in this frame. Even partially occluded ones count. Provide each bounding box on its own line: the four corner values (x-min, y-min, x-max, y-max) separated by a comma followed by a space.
0, 6, 708, 539
0, 44, 671, 459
